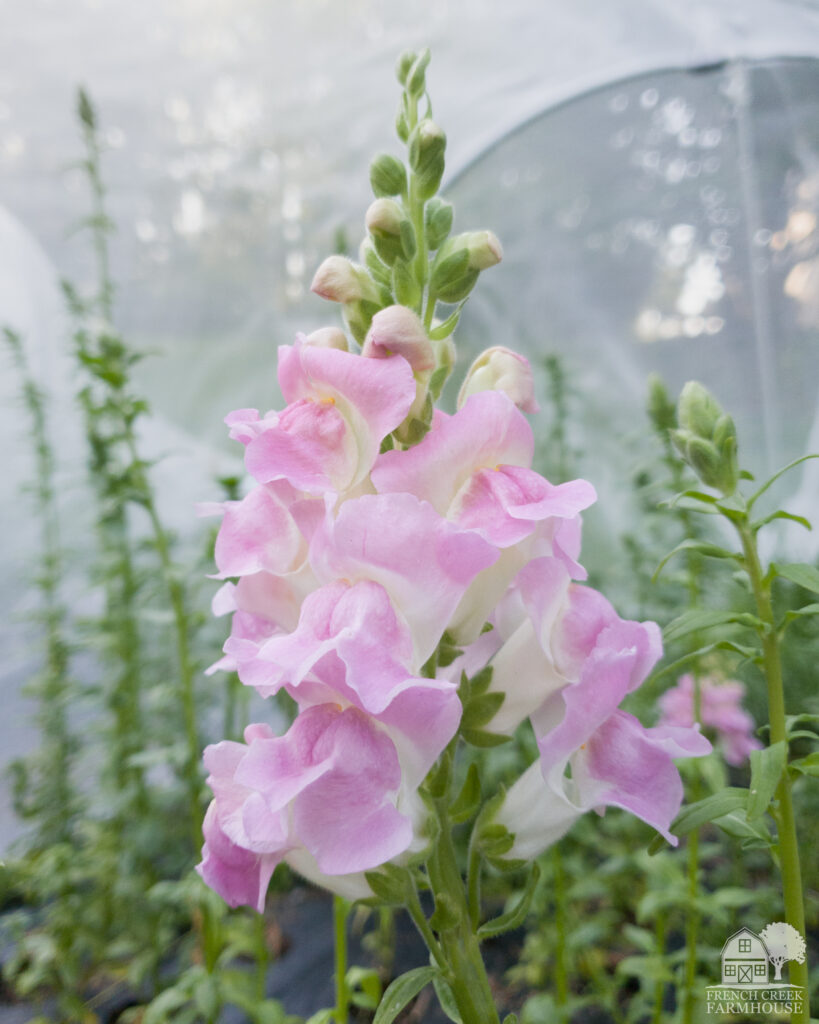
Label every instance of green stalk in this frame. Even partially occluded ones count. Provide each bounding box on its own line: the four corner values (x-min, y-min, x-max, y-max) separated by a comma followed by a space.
333, 896, 351, 1024
553, 845, 569, 1020
427, 798, 501, 1024
681, 676, 703, 1024
652, 910, 667, 1024
5, 329, 78, 845
737, 523, 808, 1020
78, 92, 202, 843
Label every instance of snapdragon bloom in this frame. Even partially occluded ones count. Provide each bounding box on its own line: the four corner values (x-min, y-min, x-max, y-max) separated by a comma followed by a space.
230, 335, 416, 495
658, 673, 761, 765
199, 708, 420, 910
495, 557, 711, 852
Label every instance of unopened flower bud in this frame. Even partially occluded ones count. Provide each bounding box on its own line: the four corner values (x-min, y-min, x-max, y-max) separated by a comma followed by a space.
304, 326, 349, 351
406, 49, 431, 99
408, 119, 446, 200
425, 198, 453, 251
647, 373, 677, 433
362, 305, 435, 373
396, 49, 416, 86
460, 230, 503, 270
369, 153, 407, 198
673, 381, 739, 494
458, 346, 538, 414
365, 199, 415, 265
677, 381, 722, 440
311, 256, 379, 305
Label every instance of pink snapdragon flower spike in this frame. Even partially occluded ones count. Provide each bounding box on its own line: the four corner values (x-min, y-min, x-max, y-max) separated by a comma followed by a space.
241, 579, 462, 785
658, 673, 761, 766
308, 492, 498, 665
198, 707, 416, 911
372, 391, 595, 641
238, 336, 415, 495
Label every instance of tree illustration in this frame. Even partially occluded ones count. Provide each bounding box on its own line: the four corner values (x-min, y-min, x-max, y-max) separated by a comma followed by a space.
760, 922, 807, 981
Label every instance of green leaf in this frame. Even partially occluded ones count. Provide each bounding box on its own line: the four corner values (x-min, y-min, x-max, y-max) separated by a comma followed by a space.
779, 603, 819, 630
712, 809, 773, 847
663, 608, 763, 645
653, 539, 740, 581
790, 751, 819, 777
364, 864, 411, 906
305, 1011, 334, 1024
747, 741, 786, 819
502, 1016, 519, 1024
372, 966, 438, 1024
450, 763, 481, 824
748, 453, 819, 511
346, 966, 383, 1010
461, 691, 505, 729
752, 509, 812, 533
428, 304, 463, 340
771, 562, 819, 596
429, 891, 460, 932
477, 863, 540, 939
461, 727, 511, 748
432, 974, 463, 1023
671, 788, 749, 837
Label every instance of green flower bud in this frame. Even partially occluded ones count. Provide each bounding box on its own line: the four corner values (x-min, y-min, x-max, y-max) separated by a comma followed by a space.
677, 381, 722, 440
396, 50, 416, 86
369, 153, 407, 198
409, 119, 446, 200
311, 256, 380, 305
425, 197, 453, 251
685, 437, 723, 490
365, 199, 415, 266
430, 247, 478, 303
675, 381, 740, 494
406, 49, 431, 99
392, 257, 422, 308
646, 373, 677, 433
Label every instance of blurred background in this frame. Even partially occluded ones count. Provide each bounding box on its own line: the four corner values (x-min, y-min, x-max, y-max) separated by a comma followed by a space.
3, 0, 819, 850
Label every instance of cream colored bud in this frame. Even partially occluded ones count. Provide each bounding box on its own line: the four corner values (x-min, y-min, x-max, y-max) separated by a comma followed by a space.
463, 230, 503, 270
457, 346, 538, 413
310, 255, 378, 304
365, 198, 403, 238
304, 326, 349, 351
361, 304, 435, 373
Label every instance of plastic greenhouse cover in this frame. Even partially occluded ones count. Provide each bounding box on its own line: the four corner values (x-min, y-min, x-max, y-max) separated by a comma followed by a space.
2, 0, 819, 847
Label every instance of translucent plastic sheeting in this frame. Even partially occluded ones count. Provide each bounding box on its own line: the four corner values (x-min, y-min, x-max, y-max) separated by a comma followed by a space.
2, 0, 819, 846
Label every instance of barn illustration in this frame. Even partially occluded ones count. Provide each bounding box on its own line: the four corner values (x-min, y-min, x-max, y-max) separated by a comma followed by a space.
721, 927, 770, 985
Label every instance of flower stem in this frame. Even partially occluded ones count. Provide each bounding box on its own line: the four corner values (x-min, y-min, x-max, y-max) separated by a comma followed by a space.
333, 896, 350, 1024
553, 845, 569, 1020
427, 798, 500, 1024
737, 522, 808, 1020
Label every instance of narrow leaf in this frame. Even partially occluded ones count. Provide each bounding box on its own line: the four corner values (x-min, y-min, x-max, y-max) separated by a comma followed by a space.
671, 788, 748, 836
663, 608, 763, 645
747, 741, 786, 819
748, 453, 819, 510
752, 509, 812, 533
772, 562, 819, 596
373, 967, 438, 1024
477, 863, 540, 940
653, 539, 740, 581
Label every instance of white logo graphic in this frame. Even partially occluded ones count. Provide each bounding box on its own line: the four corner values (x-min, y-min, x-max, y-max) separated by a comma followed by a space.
706, 923, 807, 1017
